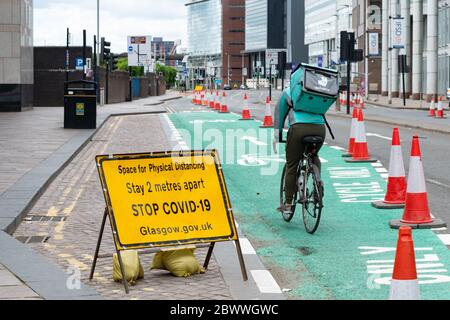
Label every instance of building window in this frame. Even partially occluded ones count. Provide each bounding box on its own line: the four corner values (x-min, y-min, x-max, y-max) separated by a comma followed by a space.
229, 42, 245, 46
229, 29, 245, 33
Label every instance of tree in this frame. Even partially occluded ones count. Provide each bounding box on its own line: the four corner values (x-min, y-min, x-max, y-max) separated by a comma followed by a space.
116, 57, 144, 77
156, 63, 177, 87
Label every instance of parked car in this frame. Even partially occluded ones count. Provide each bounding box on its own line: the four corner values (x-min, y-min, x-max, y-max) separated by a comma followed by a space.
223, 84, 232, 90
240, 84, 249, 90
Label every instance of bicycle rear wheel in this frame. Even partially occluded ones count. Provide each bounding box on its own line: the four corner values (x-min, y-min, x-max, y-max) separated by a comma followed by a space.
280, 164, 296, 222
302, 165, 323, 234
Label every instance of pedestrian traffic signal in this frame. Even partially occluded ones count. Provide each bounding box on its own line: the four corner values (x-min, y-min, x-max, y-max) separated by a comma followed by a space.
100, 37, 111, 65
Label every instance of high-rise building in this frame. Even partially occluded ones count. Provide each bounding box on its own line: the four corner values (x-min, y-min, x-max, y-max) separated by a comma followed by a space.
243, 0, 307, 88
0, 0, 33, 111
151, 37, 176, 67
186, 0, 246, 89
374, 0, 446, 100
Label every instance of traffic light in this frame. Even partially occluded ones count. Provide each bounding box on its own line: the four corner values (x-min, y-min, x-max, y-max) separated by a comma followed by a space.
351, 49, 364, 62
110, 54, 120, 71
100, 37, 111, 65
277, 51, 287, 71
340, 31, 355, 62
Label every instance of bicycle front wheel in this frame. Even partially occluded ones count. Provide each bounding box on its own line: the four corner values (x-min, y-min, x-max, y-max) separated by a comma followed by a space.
302, 165, 323, 234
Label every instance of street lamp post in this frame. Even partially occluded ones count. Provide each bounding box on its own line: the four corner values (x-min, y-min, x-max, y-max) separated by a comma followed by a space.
97, 0, 100, 67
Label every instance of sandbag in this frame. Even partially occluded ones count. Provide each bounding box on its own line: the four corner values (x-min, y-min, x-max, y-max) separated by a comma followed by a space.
113, 250, 144, 285
151, 247, 205, 278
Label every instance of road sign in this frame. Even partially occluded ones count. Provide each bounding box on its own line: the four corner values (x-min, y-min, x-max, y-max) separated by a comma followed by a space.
97, 150, 238, 248
265, 49, 286, 76
127, 35, 152, 67
92, 150, 247, 293
75, 57, 84, 71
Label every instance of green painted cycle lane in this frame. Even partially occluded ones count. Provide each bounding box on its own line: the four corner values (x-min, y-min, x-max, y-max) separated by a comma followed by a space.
169, 111, 450, 300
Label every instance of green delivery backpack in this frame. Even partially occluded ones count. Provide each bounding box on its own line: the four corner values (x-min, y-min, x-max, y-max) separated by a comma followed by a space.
290, 63, 339, 115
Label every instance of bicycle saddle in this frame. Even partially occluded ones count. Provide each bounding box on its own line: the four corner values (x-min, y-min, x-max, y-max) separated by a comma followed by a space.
302, 136, 324, 145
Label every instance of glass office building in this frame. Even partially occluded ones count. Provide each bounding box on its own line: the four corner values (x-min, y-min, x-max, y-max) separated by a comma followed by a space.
186, 0, 223, 86
187, 0, 222, 57
245, 0, 267, 51
0, 0, 33, 111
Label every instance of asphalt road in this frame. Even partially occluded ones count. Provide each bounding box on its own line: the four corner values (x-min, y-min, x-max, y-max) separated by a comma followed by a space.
172, 91, 450, 232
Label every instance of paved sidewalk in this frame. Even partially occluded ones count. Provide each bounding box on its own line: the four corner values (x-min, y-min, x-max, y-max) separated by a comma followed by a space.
13, 113, 232, 300
366, 94, 449, 110
0, 92, 180, 299
0, 264, 41, 300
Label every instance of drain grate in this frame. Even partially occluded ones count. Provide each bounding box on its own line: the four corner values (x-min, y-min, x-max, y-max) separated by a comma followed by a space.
23, 215, 67, 222
15, 235, 51, 244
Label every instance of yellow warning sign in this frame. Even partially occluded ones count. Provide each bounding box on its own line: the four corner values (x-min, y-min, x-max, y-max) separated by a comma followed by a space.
195, 85, 204, 92
96, 150, 238, 250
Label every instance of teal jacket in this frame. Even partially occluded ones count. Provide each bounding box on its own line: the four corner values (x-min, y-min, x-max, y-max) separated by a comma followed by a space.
274, 87, 325, 135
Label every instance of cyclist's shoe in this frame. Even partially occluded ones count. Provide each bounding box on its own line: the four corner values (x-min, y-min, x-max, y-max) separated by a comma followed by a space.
277, 204, 293, 214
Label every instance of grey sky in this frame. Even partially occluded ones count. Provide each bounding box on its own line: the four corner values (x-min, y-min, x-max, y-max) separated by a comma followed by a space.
34, 0, 187, 52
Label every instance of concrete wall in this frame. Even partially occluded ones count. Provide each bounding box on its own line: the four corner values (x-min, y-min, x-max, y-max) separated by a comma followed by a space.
0, 0, 33, 111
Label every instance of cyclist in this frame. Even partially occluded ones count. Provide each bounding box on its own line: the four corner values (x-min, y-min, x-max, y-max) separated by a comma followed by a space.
273, 64, 337, 214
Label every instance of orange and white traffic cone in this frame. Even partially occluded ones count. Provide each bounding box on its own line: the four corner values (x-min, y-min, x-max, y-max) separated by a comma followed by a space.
345, 109, 377, 163
342, 107, 359, 158
359, 96, 365, 109
390, 136, 446, 229
219, 91, 230, 113
372, 128, 406, 209
427, 98, 436, 117
192, 91, 197, 104
214, 91, 221, 111
436, 96, 446, 119
260, 97, 274, 128
209, 91, 215, 108
240, 93, 253, 120
389, 227, 420, 300
202, 92, 208, 106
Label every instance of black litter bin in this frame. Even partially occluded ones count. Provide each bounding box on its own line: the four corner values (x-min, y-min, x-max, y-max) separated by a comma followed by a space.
64, 80, 97, 129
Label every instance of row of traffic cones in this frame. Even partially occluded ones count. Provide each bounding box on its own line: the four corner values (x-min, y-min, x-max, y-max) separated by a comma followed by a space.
343, 106, 377, 163
340, 103, 447, 299
427, 96, 447, 119
338, 91, 365, 110
191, 90, 275, 128
370, 129, 446, 229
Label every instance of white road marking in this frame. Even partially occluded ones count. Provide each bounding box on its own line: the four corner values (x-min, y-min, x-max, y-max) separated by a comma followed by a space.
376, 168, 389, 173
371, 162, 383, 167
366, 133, 392, 141
250, 270, 283, 294
437, 235, 450, 246
432, 227, 448, 231
162, 114, 189, 151
235, 238, 257, 255
330, 146, 345, 151
427, 179, 450, 189
241, 136, 267, 146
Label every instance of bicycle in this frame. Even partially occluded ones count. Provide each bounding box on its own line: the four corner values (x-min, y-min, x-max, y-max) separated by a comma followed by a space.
279, 135, 324, 234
